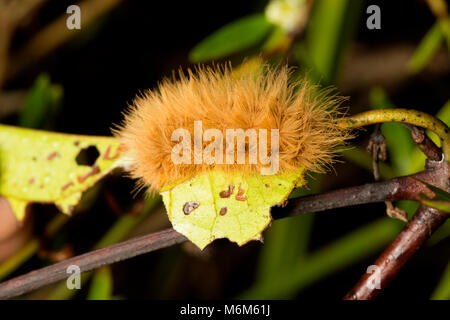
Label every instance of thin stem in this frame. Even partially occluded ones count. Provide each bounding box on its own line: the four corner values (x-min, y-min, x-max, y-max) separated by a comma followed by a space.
343, 205, 448, 300
343, 159, 450, 299
0, 164, 446, 299
341, 108, 450, 160
0, 229, 186, 299
403, 124, 443, 161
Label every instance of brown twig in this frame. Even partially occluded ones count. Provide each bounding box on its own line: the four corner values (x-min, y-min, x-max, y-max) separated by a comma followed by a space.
344, 159, 450, 300
343, 205, 449, 300
0, 163, 447, 299
273, 169, 441, 219
367, 124, 409, 221
404, 124, 443, 161
0, 228, 186, 299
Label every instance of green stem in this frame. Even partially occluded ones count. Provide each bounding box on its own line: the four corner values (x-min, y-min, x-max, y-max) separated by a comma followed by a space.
341, 108, 450, 161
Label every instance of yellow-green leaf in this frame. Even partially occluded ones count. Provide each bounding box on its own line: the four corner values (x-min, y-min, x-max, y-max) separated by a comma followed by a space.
0, 124, 125, 220
161, 168, 305, 249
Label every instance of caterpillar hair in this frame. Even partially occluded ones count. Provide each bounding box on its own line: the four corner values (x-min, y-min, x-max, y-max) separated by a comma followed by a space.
114, 64, 352, 192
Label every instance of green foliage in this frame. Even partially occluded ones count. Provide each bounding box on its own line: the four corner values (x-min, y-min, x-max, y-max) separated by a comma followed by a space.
87, 266, 113, 300
408, 22, 444, 74
189, 14, 273, 63
300, 0, 362, 84
431, 261, 450, 299
241, 219, 402, 299
19, 74, 63, 129
418, 180, 450, 213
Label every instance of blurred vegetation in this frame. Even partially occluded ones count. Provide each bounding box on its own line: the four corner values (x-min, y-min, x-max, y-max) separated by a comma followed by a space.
0, 0, 449, 300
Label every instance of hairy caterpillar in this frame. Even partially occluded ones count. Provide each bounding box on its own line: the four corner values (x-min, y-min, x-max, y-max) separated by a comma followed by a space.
115, 64, 351, 192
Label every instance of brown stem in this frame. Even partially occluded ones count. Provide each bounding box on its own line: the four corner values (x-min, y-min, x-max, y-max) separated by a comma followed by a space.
274, 162, 448, 219
0, 163, 447, 299
0, 229, 186, 299
404, 124, 443, 161
343, 205, 449, 300
343, 159, 450, 300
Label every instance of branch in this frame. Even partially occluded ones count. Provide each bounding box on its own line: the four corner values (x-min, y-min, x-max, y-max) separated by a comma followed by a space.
404, 124, 442, 161
0, 228, 186, 299
343, 159, 450, 299
274, 162, 448, 219
0, 165, 446, 299
343, 205, 449, 300
341, 109, 450, 160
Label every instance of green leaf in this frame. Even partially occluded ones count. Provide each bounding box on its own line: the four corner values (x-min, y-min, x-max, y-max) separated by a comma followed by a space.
408, 22, 444, 74
161, 168, 305, 249
0, 124, 125, 220
303, 0, 363, 84
417, 180, 450, 213
189, 14, 273, 63
87, 266, 113, 300
431, 260, 450, 300
421, 199, 450, 212
19, 74, 63, 129
439, 17, 450, 52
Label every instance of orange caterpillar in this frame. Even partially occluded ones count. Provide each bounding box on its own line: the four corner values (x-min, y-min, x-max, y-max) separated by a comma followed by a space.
115, 64, 351, 192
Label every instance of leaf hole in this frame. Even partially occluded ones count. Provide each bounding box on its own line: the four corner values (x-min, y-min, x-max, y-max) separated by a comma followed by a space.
75, 145, 100, 166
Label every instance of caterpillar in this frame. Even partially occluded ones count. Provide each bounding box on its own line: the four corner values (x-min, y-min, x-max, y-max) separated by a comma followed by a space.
114, 64, 351, 192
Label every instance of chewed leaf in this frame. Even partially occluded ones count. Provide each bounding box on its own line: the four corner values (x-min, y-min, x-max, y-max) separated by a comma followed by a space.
161, 168, 305, 249
0, 124, 125, 220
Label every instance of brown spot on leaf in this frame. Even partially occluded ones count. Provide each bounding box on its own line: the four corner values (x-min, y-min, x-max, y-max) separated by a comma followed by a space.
76, 165, 100, 183
236, 186, 247, 201
47, 152, 60, 160
61, 181, 74, 191
219, 190, 230, 198
103, 145, 123, 160
219, 184, 235, 198
183, 201, 200, 215
219, 207, 228, 216
28, 178, 35, 185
